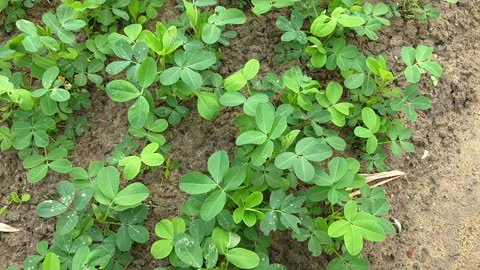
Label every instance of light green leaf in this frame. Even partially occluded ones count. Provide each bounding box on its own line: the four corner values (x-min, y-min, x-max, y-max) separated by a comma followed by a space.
151, 239, 173, 259
96, 166, 120, 199
179, 172, 216, 194
236, 131, 267, 145
36, 199, 67, 218
138, 57, 157, 88
113, 183, 149, 206
181, 68, 202, 89
226, 248, 260, 269
128, 96, 149, 129
327, 219, 349, 238
174, 233, 203, 268
42, 253, 60, 270
274, 152, 297, 169
201, 190, 226, 221
344, 226, 363, 256
159, 67, 182, 85
197, 91, 220, 120
119, 156, 142, 180
255, 103, 275, 134
140, 143, 164, 166
106, 80, 140, 102
49, 159, 72, 173
293, 157, 315, 182
224, 71, 247, 92
242, 59, 260, 80
207, 150, 229, 183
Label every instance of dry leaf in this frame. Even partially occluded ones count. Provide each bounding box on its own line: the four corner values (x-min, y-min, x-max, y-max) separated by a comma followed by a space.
0, 223, 19, 232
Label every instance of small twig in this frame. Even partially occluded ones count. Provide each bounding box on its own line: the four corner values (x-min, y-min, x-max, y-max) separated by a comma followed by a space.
349, 170, 406, 198
0, 222, 19, 232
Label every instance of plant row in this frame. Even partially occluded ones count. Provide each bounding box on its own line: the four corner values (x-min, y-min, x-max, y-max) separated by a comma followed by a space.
0, 0, 448, 269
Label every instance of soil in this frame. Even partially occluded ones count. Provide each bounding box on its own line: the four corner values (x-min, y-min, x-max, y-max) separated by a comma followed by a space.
1, 0, 480, 270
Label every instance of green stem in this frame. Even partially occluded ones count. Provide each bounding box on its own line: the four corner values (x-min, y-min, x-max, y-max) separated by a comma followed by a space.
311, 0, 319, 17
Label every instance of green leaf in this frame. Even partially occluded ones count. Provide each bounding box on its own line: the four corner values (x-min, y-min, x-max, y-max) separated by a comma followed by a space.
415, 45, 433, 62
155, 219, 175, 239
251, 139, 274, 166
327, 219, 349, 238
106, 61, 131, 75
151, 239, 173, 259
202, 24, 221, 44
326, 82, 343, 104
344, 73, 365, 89
138, 57, 157, 88
293, 157, 315, 182
72, 246, 89, 270
296, 137, 332, 160
326, 157, 348, 183
124, 24, 142, 41
214, 8, 246, 25
141, 143, 164, 167
186, 50, 216, 70
174, 233, 203, 268
117, 226, 133, 251
418, 61, 443, 77
223, 167, 246, 191
119, 156, 142, 180
180, 172, 216, 194
197, 91, 220, 120
337, 13, 365, 27
160, 67, 182, 85
243, 94, 269, 116
226, 248, 260, 269
181, 68, 202, 89
27, 164, 49, 183
207, 150, 229, 183
113, 182, 149, 206
344, 200, 358, 221
128, 96, 150, 129
354, 126, 372, 138
201, 190, 226, 221
113, 39, 133, 60
242, 59, 260, 80
236, 131, 268, 145
255, 103, 275, 134
56, 211, 78, 235
401, 47, 415, 66
42, 253, 60, 270
42, 66, 59, 89
212, 227, 230, 255
344, 226, 363, 256
404, 65, 422, 83
224, 71, 247, 92
49, 159, 72, 173
128, 225, 150, 243
366, 136, 378, 154
361, 107, 379, 132
37, 200, 67, 218
274, 152, 297, 169
352, 213, 386, 242
97, 166, 120, 199
220, 92, 246, 106
16, 20, 38, 36
311, 16, 337, 37
106, 80, 140, 102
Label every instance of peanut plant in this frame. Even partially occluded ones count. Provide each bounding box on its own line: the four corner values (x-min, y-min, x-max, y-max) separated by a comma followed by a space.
0, 0, 448, 269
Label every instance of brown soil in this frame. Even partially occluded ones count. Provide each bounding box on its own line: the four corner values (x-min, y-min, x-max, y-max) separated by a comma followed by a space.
1, 0, 480, 269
